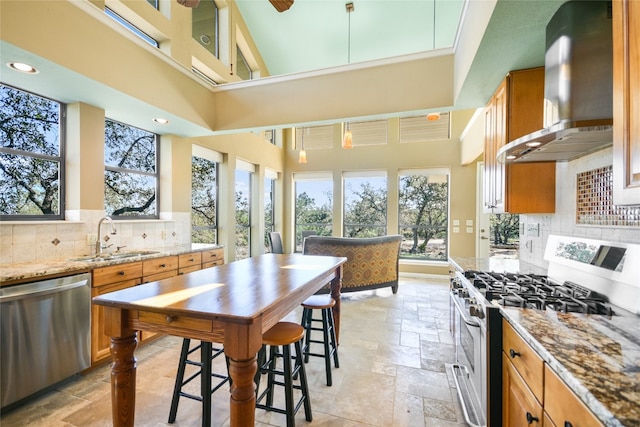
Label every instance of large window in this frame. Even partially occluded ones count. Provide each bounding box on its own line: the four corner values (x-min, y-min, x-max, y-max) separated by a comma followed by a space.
343, 172, 387, 237
264, 171, 276, 253
235, 160, 254, 260
0, 85, 64, 220
294, 173, 333, 252
191, 148, 220, 244
398, 169, 449, 261
192, 0, 219, 58
104, 119, 158, 218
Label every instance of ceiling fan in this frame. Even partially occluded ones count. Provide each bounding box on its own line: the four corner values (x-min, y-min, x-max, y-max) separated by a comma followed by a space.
176, 0, 294, 12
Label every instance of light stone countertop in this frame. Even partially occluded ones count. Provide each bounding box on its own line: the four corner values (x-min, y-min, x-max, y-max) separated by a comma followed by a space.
0, 244, 223, 285
449, 256, 640, 427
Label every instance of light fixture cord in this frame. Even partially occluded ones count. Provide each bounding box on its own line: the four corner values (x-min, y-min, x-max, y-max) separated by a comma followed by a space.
347, 6, 351, 63
433, 0, 436, 50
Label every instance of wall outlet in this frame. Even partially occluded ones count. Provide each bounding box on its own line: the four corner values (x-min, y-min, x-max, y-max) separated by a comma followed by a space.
161, 229, 167, 240
526, 223, 540, 237
86, 234, 98, 246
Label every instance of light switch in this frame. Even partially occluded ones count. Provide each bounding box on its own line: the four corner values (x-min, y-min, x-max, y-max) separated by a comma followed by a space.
453, 219, 460, 226
466, 227, 473, 233
466, 219, 473, 226
453, 227, 460, 233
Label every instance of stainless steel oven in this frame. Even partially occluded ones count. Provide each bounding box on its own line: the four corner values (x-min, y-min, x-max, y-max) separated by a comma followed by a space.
450, 273, 503, 427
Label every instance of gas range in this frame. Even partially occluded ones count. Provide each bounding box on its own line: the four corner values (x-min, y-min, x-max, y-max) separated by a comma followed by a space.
463, 270, 615, 317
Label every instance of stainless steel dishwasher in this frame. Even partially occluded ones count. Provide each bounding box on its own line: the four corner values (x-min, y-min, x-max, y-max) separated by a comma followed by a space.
1, 272, 91, 409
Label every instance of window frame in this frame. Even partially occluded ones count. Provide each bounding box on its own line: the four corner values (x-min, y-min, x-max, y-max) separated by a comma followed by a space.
104, 118, 160, 220
105, 7, 159, 48
0, 84, 66, 221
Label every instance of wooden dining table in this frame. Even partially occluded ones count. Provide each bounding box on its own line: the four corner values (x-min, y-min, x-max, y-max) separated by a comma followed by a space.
92, 253, 346, 427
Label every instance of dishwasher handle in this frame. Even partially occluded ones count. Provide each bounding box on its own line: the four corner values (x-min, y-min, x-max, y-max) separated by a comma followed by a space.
0, 278, 90, 303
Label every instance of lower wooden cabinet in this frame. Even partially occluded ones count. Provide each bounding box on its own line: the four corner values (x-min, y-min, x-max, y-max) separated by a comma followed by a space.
90, 247, 224, 366
503, 320, 603, 427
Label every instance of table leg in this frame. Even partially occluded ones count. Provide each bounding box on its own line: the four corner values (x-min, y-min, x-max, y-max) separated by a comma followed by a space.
110, 333, 138, 427
330, 269, 342, 344
228, 356, 258, 426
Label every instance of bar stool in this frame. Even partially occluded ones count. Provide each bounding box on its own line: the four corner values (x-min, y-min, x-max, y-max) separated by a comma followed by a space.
168, 339, 230, 427
255, 322, 312, 427
300, 294, 340, 386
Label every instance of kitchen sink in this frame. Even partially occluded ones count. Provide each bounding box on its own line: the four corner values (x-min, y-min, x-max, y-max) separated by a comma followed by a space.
69, 250, 160, 262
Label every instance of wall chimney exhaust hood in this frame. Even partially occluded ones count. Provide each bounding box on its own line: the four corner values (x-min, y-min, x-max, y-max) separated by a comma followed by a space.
498, 1, 613, 164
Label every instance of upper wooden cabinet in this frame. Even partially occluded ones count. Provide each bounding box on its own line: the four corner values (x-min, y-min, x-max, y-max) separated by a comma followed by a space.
613, 0, 640, 205
484, 68, 556, 214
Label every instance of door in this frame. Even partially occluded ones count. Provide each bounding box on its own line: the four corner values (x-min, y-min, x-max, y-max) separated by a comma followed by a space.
477, 162, 491, 258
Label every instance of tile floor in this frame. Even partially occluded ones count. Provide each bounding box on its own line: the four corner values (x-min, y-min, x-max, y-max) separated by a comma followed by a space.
0, 276, 467, 427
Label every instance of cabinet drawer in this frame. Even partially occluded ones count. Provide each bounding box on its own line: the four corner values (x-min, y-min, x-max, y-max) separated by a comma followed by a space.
142, 256, 178, 276
503, 318, 544, 403
138, 311, 213, 332
178, 252, 202, 269
93, 262, 143, 287
203, 260, 224, 269
503, 353, 543, 427
143, 270, 177, 283
201, 248, 224, 264
544, 365, 603, 427
179, 265, 201, 275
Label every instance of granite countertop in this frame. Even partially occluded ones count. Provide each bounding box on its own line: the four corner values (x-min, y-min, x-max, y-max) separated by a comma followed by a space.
449, 256, 640, 427
0, 244, 223, 285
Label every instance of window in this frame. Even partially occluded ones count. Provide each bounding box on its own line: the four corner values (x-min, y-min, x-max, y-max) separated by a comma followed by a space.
294, 173, 333, 252
146, 0, 158, 9
104, 119, 158, 218
236, 46, 252, 80
399, 113, 450, 143
264, 170, 277, 252
105, 7, 159, 48
191, 147, 221, 244
343, 171, 387, 237
0, 85, 65, 219
192, 0, 219, 58
295, 126, 333, 150
235, 160, 254, 260
398, 169, 449, 261
345, 119, 388, 147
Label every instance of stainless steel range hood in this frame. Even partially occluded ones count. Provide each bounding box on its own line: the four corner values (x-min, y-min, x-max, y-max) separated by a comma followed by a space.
498, 1, 613, 163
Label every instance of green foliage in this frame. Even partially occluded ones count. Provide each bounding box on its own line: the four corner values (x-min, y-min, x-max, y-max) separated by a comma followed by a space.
489, 213, 519, 246
0, 85, 61, 216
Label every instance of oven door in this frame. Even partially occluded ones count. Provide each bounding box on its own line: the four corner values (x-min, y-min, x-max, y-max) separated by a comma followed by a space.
450, 290, 487, 427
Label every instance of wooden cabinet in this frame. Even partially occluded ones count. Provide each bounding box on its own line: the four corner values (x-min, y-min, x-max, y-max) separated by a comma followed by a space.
613, 0, 640, 205
502, 320, 603, 427
202, 247, 224, 269
544, 365, 603, 427
484, 68, 556, 213
90, 247, 224, 365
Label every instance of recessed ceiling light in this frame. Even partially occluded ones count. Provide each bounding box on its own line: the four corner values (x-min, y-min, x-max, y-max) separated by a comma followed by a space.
7, 61, 38, 74
506, 155, 517, 160
526, 141, 542, 147
153, 118, 169, 124
200, 35, 211, 45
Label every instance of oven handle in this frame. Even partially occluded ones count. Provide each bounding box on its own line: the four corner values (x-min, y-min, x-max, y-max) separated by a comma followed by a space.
450, 290, 481, 328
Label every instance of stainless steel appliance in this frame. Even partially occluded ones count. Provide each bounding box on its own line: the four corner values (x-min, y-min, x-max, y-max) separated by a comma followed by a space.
450, 235, 639, 427
1, 273, 91, 409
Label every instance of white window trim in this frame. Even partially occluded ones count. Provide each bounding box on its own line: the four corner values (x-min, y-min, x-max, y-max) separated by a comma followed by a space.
193, 145, 223, 163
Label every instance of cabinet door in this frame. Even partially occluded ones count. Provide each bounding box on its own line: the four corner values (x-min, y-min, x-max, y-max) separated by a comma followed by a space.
484, 79, 507, 213
91, 278, 141, 364
544, 365, 603, 427
613, 0, 640, 205
503, 353, 543, 427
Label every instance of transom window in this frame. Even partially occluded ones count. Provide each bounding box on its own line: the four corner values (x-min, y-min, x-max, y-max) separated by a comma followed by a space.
343, 171, 387, 237
0, 84, 65, 220
398, 169, 449, 260
105, 7, 159, 48
236, 46, 252, 80
192, 0, 219, 58
104, 119, 158, 218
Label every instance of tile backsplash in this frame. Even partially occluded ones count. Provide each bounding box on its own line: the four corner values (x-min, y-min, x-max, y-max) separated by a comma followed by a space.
0, 211, 190, 264
519, 147, 640, 270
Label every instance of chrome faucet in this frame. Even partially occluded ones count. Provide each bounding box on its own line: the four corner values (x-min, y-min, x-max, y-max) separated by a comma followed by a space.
96, 216, 117, 256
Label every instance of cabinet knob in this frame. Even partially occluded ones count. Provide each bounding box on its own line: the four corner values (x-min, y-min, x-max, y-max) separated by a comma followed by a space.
564, 422, 573, 427
509, 349, 521, 358
165, 315, 175, 323
160, 263, 166, 268
118, 271, 125, 276
526, 412, 539, 424
189, 258, 194, 262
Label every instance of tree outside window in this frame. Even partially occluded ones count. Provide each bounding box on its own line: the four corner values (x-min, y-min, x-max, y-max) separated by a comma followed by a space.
294, 178, 332, 252
264, 176, 275, 252
343, 175, 387, 237
398, 172, 449, 260
235, 169, 251, 259
0, 85, 64, 219
191, 156, 217, 244
104, 119, 158, 218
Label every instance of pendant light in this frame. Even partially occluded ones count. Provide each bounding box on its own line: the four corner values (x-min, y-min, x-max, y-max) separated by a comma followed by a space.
342, 2, 354, 150
298, 128, 308, 164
